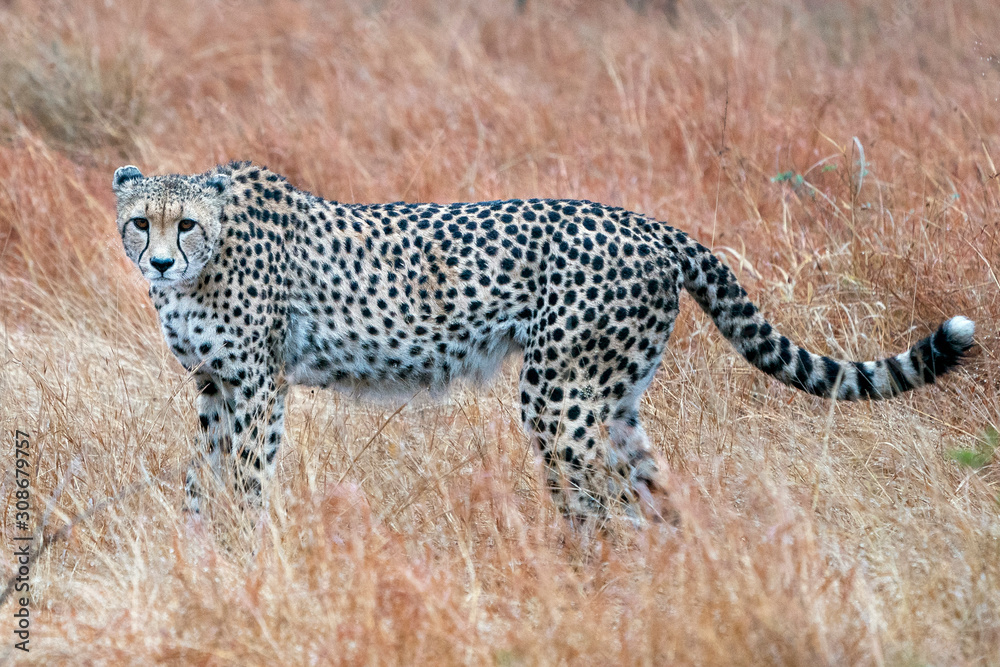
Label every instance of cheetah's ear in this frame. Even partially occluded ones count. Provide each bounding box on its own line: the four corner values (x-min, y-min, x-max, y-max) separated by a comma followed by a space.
205, 174, 231, 196
113, 165, 143, 192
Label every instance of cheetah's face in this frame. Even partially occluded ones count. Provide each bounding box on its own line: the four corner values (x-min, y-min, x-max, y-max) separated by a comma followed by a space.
112, 166, 230, 287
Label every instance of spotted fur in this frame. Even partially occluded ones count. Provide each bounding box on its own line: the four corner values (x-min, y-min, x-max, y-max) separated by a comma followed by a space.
113, 161, 976, 524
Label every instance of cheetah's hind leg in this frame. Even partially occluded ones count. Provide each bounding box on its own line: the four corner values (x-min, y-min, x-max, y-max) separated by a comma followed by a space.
606, 404, 678, 526
520, 365, 676, 532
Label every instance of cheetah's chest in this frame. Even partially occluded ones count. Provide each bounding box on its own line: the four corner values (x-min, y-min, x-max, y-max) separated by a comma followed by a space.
153, 290, 211, 371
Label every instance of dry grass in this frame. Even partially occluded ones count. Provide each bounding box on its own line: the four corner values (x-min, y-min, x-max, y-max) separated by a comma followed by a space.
1, 0, 999, 664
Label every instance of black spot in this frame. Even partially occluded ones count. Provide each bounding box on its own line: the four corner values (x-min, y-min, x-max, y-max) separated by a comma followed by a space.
853, 362, 878, 399
822, 357, 842, 394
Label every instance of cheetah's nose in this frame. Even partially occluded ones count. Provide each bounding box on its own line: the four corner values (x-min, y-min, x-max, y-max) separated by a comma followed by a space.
150, 257, 175, 274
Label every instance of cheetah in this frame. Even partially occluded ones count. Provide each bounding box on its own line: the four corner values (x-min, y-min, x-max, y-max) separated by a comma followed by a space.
113, 161, 975, 526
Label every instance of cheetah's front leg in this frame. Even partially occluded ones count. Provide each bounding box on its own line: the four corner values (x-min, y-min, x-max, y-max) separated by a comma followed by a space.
229, 380, 287, 512
185, 371, 287, 518
184, 375, 232, 516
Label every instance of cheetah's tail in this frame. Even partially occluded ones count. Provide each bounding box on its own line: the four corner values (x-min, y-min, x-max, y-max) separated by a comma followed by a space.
677, 238, 974, 400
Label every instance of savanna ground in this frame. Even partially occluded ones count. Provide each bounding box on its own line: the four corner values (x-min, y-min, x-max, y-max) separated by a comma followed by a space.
1, 0, 999, 664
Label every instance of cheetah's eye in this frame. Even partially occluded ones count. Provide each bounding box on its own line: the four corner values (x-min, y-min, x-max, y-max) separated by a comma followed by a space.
131, 217, 149, 231
178, 219, 197, 232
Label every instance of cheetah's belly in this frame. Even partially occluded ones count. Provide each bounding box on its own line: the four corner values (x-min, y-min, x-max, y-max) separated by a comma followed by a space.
283, 304, 522, 398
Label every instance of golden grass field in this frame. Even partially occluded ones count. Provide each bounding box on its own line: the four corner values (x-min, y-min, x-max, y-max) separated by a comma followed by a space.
1, 0, 999, 664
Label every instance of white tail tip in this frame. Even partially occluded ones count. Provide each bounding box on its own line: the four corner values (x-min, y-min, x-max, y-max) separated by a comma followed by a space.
943, 316, 975, 348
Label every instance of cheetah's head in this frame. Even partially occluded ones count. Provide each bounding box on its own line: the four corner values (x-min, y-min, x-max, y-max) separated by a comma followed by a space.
113, 165, 231, 287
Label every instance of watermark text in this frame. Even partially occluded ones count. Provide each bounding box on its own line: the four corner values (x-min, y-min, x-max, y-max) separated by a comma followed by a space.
11, 430, 32, 653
